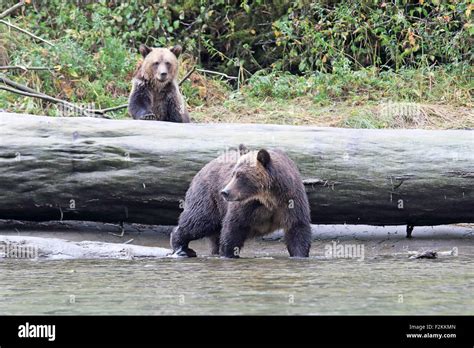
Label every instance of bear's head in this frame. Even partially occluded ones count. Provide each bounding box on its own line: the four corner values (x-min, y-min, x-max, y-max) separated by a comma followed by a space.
138, 44, 182, 85
220, 148, 273, 203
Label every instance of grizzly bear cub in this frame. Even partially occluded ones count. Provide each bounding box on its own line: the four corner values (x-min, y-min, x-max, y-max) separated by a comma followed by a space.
128, 44, 190, 122
171, 145, 312, 258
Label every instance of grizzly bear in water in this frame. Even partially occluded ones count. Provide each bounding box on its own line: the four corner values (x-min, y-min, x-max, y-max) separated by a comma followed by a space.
128, 44, 190, 122
171, 145, 312, 258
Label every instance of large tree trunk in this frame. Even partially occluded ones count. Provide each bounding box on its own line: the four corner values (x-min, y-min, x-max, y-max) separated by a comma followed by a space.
0, 112, 472, 227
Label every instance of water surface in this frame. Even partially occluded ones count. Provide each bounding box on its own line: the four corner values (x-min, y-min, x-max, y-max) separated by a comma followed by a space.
1, 242, 472, 315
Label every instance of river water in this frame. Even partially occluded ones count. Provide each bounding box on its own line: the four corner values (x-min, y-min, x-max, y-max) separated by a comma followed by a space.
1, 234, 472, 315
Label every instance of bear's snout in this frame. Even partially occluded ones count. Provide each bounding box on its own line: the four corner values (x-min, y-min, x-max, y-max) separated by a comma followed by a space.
220, 189, 230, 200
159, 72, 168, 81
220, 188, 239, 201
155, 63, 170, 82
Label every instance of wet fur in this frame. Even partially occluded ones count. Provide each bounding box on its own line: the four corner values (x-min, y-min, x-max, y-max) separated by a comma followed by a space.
171, 146, 312, 258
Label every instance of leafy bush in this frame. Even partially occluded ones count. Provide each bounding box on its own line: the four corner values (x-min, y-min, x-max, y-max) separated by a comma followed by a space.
0, 0, 471, 122
245, 62, 472, 106
3, 0, 472, 76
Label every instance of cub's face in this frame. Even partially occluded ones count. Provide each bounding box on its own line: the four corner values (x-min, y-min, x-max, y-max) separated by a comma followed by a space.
220, 149, 272, 202
139, 44, 182, 83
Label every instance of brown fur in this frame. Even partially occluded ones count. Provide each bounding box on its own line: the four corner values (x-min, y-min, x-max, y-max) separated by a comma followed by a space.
128, 44, 189, 122
170, 145, 312, 258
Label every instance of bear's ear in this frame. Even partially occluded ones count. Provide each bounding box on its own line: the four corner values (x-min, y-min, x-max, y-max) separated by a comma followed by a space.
139, 44, 152, 58
238, 144, 249, 156
257, 149, 271, 168
170, 45, 183, 58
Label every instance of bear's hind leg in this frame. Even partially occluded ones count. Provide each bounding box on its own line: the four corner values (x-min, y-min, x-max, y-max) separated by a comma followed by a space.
170, 226, 198, 257
284, 223, 312, 258
171, 209, 220, 257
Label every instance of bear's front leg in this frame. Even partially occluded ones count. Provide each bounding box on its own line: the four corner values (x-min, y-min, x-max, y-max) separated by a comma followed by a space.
162, 86, 190, 123
284, 222, 312, 258
208, 234, 220, 255
128, 80, 155, 120
219, 207, 251, 258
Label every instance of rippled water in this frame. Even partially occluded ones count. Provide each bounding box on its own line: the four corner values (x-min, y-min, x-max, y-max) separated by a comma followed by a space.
1, 245, 472, 315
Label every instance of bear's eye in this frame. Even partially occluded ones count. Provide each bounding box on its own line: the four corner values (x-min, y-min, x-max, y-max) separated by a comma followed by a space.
153, 62, 160, 66
165, 61, 171, 67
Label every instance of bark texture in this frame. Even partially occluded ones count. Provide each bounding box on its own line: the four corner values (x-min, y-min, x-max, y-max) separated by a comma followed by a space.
0, 113, 472, 226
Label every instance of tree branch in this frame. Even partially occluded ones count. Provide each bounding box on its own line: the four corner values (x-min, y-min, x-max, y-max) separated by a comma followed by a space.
195, 68, 237, 80
0, 85, 110, 118
0, 76, 119, 116
0, 65, 54, 71
0, 85, 64, 104
0, 19, 54, 47
0, 1, 25, 20
91, 104, 128, 114
179, 66, 196, 86
0, 75, 48, 96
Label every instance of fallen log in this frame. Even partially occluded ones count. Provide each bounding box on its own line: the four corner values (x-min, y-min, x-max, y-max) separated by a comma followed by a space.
0, 112, 472, 227
0, 235, 170, 260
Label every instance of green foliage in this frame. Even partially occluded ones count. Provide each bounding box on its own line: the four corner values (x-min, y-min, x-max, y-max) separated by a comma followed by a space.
4, 0, 471, 75
0, 0, 472, 126
0, 10, 136, 116
245, 63, 472, 107
272, 1, 473, 74
245, 71, 315, 99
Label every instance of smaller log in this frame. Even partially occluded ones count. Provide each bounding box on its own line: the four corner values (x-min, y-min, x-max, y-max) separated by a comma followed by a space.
407, 248, 458, 259
409, 250, 437, 259
0, 235, 171, 260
